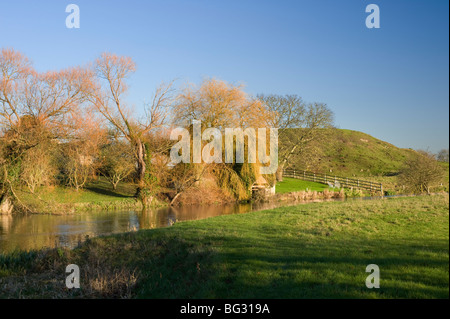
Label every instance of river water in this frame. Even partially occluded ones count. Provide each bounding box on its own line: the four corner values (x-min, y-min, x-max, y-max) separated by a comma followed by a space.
1, 197, 366, 253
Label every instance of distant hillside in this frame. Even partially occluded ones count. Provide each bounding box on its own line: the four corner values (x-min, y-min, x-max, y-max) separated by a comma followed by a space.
287, 129, 421, 177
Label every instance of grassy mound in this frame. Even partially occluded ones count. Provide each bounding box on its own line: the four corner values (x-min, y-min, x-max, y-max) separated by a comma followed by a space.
291, 129, 420, 177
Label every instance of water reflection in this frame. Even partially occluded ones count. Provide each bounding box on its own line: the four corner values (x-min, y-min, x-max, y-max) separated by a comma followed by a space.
0, 197, 350, 253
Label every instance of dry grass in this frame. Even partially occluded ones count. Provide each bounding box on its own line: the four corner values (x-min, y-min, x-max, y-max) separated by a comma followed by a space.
0, 243, 138, 298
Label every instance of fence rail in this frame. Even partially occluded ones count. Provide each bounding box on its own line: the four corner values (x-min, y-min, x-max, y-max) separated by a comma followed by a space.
283, 169, 383, 194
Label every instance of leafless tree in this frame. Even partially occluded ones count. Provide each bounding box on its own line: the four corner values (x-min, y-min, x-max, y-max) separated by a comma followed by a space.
90, 53, 174, 200
100, 140, 135, 190
258, 94, 334, 181
437, 149, 449, 163
0, 48, 91, 209
0, 49, 91, 142
399, 150, 445, 194
20, 145, 57, 193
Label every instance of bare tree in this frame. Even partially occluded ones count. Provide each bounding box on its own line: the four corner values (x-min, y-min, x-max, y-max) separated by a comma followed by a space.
437, 149, 449, 163
100, 140, 135, 190
90, 53, 174, 201
58, 108, 106, 191
258, 94, 334, 181
62, 145, 96, 191
20, 145, 57, 193
399, 150, 445, 194
0, 49, 91, 141
0, 48, 91, 209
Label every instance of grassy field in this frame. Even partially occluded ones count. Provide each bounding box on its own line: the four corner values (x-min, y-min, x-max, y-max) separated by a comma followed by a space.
17, 178, 137, 204
0, 194, 448, 299
440, 162, 450, 185
13, 177, 142, 213
276, 177, 333, 193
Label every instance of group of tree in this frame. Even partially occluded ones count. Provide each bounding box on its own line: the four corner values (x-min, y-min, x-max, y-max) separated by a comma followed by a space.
1, 48, 336, 212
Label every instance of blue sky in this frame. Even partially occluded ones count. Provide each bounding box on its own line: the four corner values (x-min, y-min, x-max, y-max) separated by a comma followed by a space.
0, 0, 448, 152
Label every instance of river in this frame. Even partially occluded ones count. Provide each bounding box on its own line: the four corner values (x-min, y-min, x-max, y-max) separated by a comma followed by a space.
1, 196, 396, 253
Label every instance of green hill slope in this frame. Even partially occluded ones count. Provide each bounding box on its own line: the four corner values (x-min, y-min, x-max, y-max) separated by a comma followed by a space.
286, 129, 450, 192
289, 129, 425, 177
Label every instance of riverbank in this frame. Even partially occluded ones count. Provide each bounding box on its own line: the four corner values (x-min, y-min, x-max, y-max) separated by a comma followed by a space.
7, 178, 163, 214
0, 194, 448, 298
7, 178, 370, 215
5, 177, 354, 215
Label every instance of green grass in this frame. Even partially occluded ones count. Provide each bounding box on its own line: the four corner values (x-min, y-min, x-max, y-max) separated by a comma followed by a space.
290, 129, 420, 177
276, 177, 333, 193
1, 195, 448, 299
440, 162, 449, 185
27, 178, 136, 203
287, 129, 449, 193
15, 177, 141, 213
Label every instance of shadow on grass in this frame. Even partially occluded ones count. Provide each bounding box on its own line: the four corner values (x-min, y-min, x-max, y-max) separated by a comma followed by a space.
1, 228, 448, 299
0, 233, 211, 299
134, 228, 449, 299
84, 186, 134, 199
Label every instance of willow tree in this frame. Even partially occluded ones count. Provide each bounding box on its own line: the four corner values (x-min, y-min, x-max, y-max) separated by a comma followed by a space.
173, 78, 271, 129
258, 94, 334, 181
170, 78, 274, 203
90, 53, 174, 202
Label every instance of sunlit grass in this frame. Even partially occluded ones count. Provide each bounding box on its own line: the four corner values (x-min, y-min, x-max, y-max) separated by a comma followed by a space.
16, 177, 137, 204
276, 177, 334, 193
1, 194, 448, 298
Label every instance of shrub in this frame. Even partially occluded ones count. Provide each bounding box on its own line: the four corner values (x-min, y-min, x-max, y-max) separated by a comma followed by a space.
398, 151, 445, 194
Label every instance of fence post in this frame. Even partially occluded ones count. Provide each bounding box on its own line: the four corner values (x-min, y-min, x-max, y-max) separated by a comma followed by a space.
325, 174, 327, 183
358, 179, 360, 187
314, 173, 316, 182
380, 184, 383, 196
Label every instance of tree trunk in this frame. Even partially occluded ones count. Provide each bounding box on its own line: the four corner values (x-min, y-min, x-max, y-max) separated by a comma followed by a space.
276, 145, 298, 182
134, 140, 147, 197
0, 194, 14, 215
170, 192, 182, 206
276, 162, 286, 182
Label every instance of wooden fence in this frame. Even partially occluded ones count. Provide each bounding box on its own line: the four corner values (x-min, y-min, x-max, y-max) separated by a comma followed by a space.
283, 169, 383, 194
